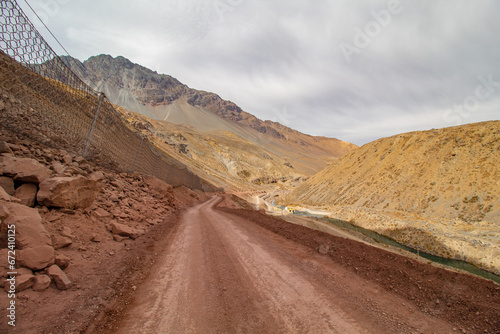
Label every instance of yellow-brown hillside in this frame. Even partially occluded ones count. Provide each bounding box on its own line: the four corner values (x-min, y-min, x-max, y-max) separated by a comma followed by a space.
286, 121, 500, 223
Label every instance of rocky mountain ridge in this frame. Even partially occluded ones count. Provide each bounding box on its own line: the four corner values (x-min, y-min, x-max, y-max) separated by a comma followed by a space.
63, 54, 289, 138
62, 54, 357, 176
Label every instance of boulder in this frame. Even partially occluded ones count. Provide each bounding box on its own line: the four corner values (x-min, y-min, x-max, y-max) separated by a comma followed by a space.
0, 202, 52, 249
54, 254, 70, 269
144, 176, 174, 204
51, 234, 72, 249
32, 274, 51, 292
89, 171, 105, 182
46, 265, 71, 290
0, 176, 15, 195
111, 222, 141, 239
14, 183, 38, 207
17, 245, 55, 270
37, 175, 99, 209
0, 156, 51, 184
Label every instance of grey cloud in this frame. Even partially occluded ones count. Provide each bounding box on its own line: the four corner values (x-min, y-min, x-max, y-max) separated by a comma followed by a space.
18, 0, 500, 146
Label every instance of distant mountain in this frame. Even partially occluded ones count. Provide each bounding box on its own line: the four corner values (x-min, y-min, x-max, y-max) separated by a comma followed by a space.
62, 54, 357, 177
285, 121, 500, 223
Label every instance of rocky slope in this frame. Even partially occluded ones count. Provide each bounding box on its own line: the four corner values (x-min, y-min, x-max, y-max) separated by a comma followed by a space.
116, 106, 306, 191
0, 125, 215, 333
62, 55, 356, 176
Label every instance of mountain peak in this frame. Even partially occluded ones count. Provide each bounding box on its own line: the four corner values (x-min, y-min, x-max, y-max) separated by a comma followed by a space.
63, 54, 357, 176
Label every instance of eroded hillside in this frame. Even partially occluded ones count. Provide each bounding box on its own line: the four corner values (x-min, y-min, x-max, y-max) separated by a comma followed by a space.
286, 121, 500, 223
117, 107, 306, 191
283, 121, 500, 274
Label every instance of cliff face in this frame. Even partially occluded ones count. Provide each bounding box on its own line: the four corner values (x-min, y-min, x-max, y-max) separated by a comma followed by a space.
285, 121, 500, 223
62, 54, 357, 176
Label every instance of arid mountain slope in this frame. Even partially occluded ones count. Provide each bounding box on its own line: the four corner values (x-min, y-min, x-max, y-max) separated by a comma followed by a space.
62, 55, 356, 175
117, 107, 306, 191
286, 121, 500, 223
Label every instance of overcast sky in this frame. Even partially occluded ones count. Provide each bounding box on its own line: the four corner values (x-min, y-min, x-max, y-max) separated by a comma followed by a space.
18, 0, 500, 145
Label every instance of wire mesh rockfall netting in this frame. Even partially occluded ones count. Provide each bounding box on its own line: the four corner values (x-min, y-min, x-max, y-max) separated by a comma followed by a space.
0, 0, 212, 190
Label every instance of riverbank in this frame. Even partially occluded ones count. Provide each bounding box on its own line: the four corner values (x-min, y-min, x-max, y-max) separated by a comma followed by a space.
289, 204, 500, 277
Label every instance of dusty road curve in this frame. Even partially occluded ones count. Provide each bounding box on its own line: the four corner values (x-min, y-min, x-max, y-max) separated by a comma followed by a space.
111, 196, 456, 334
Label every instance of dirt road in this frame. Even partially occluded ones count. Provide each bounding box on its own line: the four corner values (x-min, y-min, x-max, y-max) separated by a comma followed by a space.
107, 196, 468, 334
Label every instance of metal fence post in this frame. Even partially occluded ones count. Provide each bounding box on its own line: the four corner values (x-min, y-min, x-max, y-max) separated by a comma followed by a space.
83, 92, 104, 158
132, 135, 145, 173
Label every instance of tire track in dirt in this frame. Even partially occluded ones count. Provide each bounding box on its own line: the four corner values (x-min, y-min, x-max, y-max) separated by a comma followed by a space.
108, 196, 459, 333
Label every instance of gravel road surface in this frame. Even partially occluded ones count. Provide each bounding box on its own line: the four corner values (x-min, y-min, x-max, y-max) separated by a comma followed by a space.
110, 196, 466, 333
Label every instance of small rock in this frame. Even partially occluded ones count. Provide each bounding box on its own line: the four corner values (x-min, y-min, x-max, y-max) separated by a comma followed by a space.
111, 222, 141, 239
109, 195, 120, 203
74, 156, 85, 164
54, 254, 71, 269
3, 274, 34, 293
62, 154, 73, 164
91, 234, 104, 243
113, 235, 128, 242
46, 265, 71, 290
89, 171, 105, 182
110, 179, 126, 189
51, 234, 72, 249
0, 141, 13, 154
6, 143, 20, 151
51, 161, 66, 175
61, 226, 75, 239
318, 244, 330, 255
32, 275, 51, 292
92, 207, 110, 219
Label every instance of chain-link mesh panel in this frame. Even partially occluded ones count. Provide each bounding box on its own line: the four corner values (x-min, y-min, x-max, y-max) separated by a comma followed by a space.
0, 0, 216, 191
